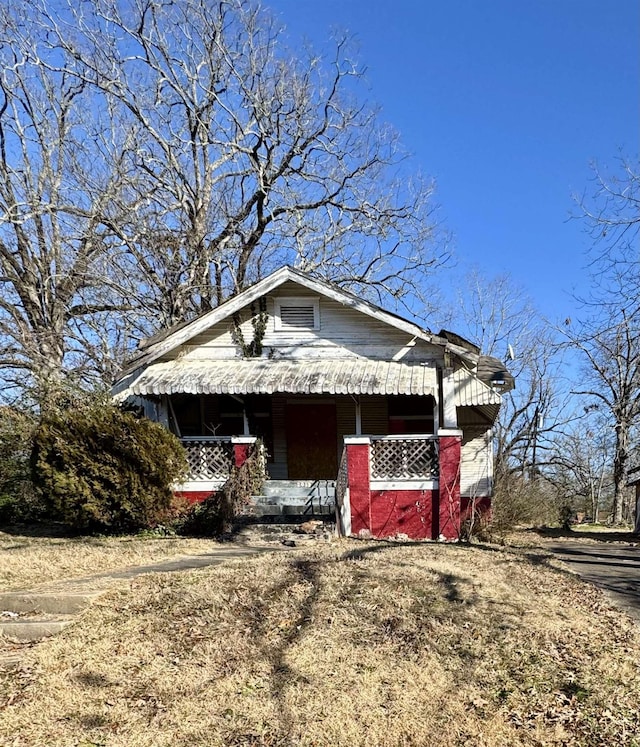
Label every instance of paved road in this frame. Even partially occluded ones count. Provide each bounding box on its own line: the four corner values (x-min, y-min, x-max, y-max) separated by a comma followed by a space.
545, 540, 640, 623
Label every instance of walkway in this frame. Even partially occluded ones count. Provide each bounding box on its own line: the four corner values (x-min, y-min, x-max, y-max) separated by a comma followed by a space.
0, 542, 285, 668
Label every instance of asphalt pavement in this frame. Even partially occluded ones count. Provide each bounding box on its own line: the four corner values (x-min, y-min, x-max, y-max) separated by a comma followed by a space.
545, 539, 640, 623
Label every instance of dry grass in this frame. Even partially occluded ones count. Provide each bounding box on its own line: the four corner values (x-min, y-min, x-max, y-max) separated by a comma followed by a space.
0, 530, 223, 590
1, 540, 639, 746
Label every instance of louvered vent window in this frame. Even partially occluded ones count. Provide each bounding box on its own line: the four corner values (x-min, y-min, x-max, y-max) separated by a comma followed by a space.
280, 305, 314, 328
275, 297, 319, 330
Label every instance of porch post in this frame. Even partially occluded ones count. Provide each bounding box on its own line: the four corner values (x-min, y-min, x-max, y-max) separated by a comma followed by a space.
344, 436, 371, 535
437, 428, 462, 540
441, 369, 458, 429
232, 435, 257, 468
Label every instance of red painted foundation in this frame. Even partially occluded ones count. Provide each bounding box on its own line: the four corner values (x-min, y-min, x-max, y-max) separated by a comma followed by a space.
173, 490, 213, 504
345, 432, 463, 541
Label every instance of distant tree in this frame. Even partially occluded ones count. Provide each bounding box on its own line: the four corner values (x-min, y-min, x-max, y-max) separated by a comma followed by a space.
563, 299, 640, 525
31, 0, 447, 331
566, 157, 640, 526
450, 271, 567, 481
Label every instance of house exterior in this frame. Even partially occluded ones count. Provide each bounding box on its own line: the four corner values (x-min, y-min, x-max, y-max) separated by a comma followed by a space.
112, 266, 513, 540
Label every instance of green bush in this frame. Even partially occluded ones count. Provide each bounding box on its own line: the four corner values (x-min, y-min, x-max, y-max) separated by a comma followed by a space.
31, 398, 187, 532
0, 406, 42, 524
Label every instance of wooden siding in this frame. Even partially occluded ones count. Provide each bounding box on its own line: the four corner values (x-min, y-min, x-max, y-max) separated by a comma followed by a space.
336, 396, 357, 455
361, 396, 388, 435
460, 427, 493, 498
270, 394, 288, 479
168, 285, 443, 363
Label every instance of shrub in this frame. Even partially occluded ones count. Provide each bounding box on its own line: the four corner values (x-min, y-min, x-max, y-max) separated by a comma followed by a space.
0, 406, 42, 524
180, 441, 266, 536
490, 472, 557, 532
31, 397, 187, 532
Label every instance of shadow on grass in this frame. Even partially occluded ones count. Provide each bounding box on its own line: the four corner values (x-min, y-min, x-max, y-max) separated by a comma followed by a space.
0, 521, 79, 538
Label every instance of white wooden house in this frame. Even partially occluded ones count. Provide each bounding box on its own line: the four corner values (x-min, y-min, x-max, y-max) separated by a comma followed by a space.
112, 266, 513, 539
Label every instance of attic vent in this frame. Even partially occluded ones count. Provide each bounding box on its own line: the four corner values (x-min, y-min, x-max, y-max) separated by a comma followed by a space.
275, 297, 319, 331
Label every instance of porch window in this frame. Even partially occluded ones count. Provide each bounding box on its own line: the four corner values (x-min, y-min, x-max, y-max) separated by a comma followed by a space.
388, 395, 435, 435
274, 297, 320, 331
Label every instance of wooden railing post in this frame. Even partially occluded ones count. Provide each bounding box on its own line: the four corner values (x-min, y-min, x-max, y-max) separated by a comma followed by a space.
232, 435, 258, 468
343, 436, 371, 535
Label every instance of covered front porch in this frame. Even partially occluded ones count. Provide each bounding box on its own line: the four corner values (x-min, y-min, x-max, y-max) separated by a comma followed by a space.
154, 390, 460, 538
118, 357, 492, 538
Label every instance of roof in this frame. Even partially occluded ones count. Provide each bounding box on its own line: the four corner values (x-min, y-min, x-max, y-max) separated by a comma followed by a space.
453, 370, 502, 407
113, 359, 439, 399
118, 266, 478, 377
113, 358, 500, 409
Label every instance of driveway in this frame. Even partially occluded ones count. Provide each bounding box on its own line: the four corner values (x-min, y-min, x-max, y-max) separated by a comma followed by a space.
545, 539, 640, 623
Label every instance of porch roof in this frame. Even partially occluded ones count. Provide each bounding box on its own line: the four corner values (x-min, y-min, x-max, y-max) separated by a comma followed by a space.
114, 358, 439, 398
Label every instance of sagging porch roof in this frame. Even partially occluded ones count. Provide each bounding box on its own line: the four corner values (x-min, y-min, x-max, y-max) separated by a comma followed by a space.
114, 359, 439, 398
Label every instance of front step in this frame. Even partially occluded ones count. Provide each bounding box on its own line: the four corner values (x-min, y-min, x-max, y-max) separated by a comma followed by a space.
0, 617, 73, 642
262, 480, 336, 499
0, 591, 100, 616
251, 479, 336, 518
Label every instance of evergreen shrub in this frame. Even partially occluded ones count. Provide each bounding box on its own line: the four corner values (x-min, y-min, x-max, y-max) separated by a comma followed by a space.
31, 398, 187, 532
0, 406, 39, 524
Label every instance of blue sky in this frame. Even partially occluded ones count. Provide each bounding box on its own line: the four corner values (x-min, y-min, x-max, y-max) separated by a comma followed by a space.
267, 0, 639, 324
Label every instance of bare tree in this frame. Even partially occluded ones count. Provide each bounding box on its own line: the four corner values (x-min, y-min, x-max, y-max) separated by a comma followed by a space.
563, 302, 640, 525
549, 417, 610, 522
0, 8, 131, 400
448, 271, 568, 481
566, 157, 640, 526
34, 0, 446, 330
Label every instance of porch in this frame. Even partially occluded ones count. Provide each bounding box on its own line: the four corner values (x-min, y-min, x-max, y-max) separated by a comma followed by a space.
175, 430, 461, 539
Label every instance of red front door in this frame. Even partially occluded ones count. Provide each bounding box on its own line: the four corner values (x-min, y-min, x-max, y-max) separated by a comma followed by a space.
285, 402, 338, 479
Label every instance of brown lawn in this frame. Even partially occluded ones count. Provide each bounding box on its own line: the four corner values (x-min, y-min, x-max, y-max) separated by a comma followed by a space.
0, 530, 224, 591
1, 539, 639, 746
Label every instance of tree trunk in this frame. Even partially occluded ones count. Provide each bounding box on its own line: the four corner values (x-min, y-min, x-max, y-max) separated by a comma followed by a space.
612, 422, 629, 525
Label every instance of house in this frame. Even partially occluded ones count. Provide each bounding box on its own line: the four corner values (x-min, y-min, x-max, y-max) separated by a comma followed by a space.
112, 266, 513, 540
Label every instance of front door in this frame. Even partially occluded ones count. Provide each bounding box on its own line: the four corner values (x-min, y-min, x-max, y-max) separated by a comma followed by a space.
285, 402, 338, 479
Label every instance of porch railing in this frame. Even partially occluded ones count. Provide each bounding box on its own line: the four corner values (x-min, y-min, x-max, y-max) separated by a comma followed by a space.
181, 437, 234, 481
370, 435, 439, 480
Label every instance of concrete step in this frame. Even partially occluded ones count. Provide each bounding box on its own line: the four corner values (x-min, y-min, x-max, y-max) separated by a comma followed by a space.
253, 495, 335, 507
252, 502, 335, 517
0, 617, 73, 642
262, 480, 336, 499
0, 591, 100, 616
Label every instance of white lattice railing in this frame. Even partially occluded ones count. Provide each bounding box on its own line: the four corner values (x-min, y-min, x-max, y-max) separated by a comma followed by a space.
181, 438, 234, 481
370, 436, 439, 480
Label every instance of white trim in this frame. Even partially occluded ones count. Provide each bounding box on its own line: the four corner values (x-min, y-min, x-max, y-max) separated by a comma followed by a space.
369, 433, 437, 441
438, 428, 463, 437
174, 480, 226, 492
340, 487, 352, 536
231, 435, 258, 444
371, 479, 438, 491
344, 435, 371, 445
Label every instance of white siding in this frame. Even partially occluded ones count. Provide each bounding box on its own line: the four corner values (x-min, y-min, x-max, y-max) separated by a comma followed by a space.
167, 283, 443, 364
460, 427, 493, 498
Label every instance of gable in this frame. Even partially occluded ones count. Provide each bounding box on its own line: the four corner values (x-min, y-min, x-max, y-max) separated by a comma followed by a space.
121, 267, 481, 375
166, 280, 443, 364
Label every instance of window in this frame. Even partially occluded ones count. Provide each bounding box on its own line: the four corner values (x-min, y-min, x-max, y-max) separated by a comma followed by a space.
274, 297, 319, 331
388, 395, 435, 435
